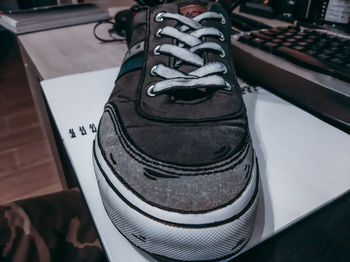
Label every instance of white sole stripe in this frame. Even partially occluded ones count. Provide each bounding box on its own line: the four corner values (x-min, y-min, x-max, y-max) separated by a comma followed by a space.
94, 155, 260, 261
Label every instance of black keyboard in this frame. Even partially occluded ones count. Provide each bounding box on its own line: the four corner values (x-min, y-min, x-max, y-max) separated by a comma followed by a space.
237, 26, 350, 83
231, 26, 350, 133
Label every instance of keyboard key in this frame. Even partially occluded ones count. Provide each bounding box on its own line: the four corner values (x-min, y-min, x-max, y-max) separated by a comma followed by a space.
287, 29, 298, 33
269, 28, 284, 34
298, 41, 308, 46
250, 32, 272, 40
308, 34, 319, 39
293, 46, 305, 51
248, 37, 265, 47
261, 41, 278, 52
296, 32, 307, 37
272, 38, 282, 44
317, 53, 330, 60
260, 30, 277, 37
282, 42, 293, 47
330, 58, 342, 64
284, 32, 294, 37
287, 38, 297, 43
277, 26, 288, 31
306, 50, 317, 56
344, 63, 350, 69
335, 53, 347, 59
305, 38, 316, 44
324, 48, 336, 55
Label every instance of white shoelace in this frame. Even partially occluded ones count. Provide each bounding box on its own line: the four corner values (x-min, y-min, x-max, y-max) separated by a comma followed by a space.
147, 11, 231, 96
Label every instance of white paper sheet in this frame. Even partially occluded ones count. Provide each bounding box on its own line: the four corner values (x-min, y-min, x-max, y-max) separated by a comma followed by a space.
41, 68, 350, 262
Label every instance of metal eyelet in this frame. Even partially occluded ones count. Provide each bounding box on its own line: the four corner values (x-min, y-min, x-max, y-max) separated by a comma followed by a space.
221, 64, 228, 74
224, 82, 232, 91
155, 28, 163, 38
220, 14, 226, 24
147, 85, 156, 96
153, 45, 161, 55
155, 12, 165, 22
150, 65, 158, 76
220, 50, 226, 58
219, 32, 225, 41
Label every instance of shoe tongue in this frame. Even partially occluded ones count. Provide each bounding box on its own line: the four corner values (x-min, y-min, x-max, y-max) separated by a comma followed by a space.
179, 4, 206, 18
165, 0, 213, 17
177, 1, 208, 18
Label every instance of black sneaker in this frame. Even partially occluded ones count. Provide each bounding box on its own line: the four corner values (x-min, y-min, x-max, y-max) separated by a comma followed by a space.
93, 1, 259, 261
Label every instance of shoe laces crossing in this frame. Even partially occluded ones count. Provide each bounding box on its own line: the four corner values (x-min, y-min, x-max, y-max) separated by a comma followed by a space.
147, 11, 231, 97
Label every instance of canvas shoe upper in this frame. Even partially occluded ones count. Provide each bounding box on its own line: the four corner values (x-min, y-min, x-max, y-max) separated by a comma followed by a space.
93, 1, 259, 261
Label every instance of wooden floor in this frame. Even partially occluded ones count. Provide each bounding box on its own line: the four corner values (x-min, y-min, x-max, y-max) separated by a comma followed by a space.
0, 30, 62, 204
0, 0, 135, 204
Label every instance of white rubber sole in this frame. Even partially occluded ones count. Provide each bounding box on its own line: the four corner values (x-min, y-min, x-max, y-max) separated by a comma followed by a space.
93, 140, 259, 261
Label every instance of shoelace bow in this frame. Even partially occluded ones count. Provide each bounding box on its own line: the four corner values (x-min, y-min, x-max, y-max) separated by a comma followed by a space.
147, 11, 232, 96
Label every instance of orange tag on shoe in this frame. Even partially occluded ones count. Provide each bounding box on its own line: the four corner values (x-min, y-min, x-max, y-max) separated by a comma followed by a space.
179, 5, 207, 18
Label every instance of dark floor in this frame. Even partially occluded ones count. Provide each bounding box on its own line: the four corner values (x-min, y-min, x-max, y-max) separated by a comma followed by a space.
0, 29, 62, 204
